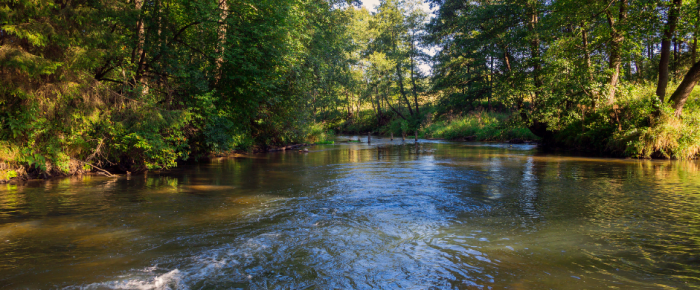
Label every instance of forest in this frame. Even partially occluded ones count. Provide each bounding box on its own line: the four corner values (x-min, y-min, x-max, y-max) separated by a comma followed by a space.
1, 0, 700, 179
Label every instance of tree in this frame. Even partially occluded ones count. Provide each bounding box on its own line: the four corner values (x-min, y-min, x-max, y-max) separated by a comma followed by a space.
657, 0, 683, 101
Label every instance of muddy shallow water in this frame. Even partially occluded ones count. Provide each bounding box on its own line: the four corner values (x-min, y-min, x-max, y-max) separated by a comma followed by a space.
1, 137, 699, 289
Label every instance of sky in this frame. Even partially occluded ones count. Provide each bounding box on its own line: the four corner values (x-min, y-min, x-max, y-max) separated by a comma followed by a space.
360, 0, 381, 12
360, 0, 433, 14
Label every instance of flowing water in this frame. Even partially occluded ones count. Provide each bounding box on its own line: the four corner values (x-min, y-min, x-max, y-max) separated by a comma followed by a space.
1, 137, 699, 289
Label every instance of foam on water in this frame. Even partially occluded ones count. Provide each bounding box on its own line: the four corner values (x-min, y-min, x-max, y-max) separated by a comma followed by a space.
76, 269, 183, 290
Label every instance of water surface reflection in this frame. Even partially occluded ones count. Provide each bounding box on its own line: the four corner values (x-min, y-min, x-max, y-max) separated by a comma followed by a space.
0, 138, 699, 289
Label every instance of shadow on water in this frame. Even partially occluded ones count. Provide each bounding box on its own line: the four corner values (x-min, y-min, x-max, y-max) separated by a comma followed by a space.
0, 137, 699, 289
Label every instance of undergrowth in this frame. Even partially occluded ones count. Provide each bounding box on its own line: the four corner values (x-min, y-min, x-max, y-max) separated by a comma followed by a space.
421, 112, 539, 141
306, 123, 335, 144
557, 82, 700, 159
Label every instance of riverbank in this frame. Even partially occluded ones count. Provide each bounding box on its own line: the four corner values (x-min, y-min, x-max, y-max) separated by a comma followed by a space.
0, 142, 320, 184
420, 112, 539, 143
333, 110, 539, 143
0, 119, 337, 184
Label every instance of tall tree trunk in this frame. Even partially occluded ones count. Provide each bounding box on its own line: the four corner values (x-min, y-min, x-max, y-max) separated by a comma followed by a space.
215, 0, 228, 83
693, 0, 698, 64
391, 25, 413, 117
657, 0, 682, 101
396, 62, 414, 116
668, 60, 700, 116
131, 0, 149, 96
525, 1, 551, 140
409, 32, 420, 115
604, 0, 627, 104
673, 37, 679, 80
132, 0, 145, 65
370, 85, 379, 120
693, 35, 697, 65
503, 45, 512, 73
467, 64, 471, 94
633, 53, 642, 82
409, 59, 420, 115
501, 43, 517, 114
582, 25, 598, 107
529, 3, 542, 104
345, 90, 352, 119
312, 90, 317, 119
627, 54, 632, 81
489, 54, 493, 112
581, 27, 593, 78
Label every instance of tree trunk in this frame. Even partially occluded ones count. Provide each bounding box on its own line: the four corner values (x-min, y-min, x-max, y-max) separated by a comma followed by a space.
312, 91, 318, 119
673, 37, 679, 80
215, 0, 229, 83
489, 54, 493, 112
604, 0, 627, 104
693, 0, 698, 64
132, 0, 149, 96
410, 32, 420, 115
131, 0, 145, 65
656, 0, 682, 101
693, 36, 697, 65
396, 62, 414, 116
668, 60, 700, 116
525, 1, 550, 140
383, 85, 407, 120
371, 86, 379, 120
502, 45, 512, 73
581, 25, 594, 88
627, 54, 633, 81
345, 90, 351, 119
467, 64, 471, 94
581, 23, 598, 110
528, 4, 542, 102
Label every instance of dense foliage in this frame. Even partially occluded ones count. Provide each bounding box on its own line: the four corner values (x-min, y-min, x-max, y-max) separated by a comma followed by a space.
0, 0, 358, 175
424, 0, 700, 158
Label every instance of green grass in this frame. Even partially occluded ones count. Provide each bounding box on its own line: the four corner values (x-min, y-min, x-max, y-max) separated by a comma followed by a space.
306, 123, 335, 144
421, 112, 539, 142
616, 84, 700, 159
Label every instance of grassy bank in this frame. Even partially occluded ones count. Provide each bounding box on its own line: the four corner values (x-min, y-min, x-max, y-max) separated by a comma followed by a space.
306, 123, 336, 144
328, 106, 538, 142
328, 107, 537, 142
554, 83, 700, 159
421, 112, 539, 142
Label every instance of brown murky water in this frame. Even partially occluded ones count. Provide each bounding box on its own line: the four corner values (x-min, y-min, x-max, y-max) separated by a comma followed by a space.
1, 137, 699, 289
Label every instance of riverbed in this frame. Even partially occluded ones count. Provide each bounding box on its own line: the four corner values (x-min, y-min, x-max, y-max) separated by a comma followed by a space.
1, 137, 699, 289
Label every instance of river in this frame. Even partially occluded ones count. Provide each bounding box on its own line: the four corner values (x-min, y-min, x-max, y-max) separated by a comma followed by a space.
1, 137, 699, 289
